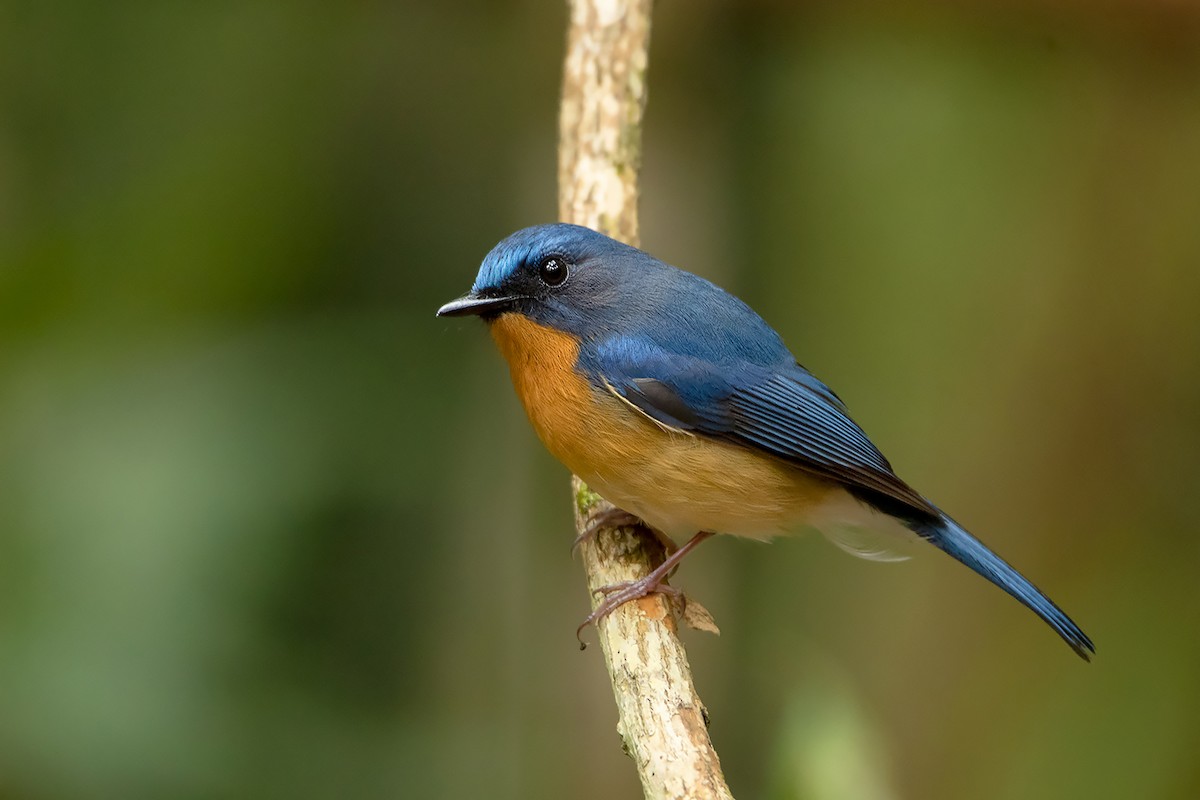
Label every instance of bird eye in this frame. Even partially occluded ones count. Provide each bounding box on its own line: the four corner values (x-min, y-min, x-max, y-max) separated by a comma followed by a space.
538, 256, 568, 287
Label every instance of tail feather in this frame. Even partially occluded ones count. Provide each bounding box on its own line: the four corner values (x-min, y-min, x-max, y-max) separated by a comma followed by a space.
908, 514, 1095, 661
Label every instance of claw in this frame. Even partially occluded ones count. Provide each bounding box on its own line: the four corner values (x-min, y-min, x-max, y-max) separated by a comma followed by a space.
571, 508, 644, 555
574, 530, 714, 647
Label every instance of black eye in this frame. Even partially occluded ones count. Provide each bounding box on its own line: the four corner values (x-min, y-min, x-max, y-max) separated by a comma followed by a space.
538, 256, 568, 287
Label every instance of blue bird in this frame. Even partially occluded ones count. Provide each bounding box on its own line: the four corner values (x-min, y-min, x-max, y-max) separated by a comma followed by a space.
438, 223, 1094, 660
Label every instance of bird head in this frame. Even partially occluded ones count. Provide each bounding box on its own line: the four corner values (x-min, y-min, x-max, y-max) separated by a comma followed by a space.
436, 223, 659, 338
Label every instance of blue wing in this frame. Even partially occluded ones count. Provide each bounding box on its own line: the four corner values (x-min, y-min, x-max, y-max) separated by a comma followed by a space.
581, 334, 937, 518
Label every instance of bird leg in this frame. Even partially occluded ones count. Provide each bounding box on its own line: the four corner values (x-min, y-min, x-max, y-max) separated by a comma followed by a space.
576, 530, 714, 645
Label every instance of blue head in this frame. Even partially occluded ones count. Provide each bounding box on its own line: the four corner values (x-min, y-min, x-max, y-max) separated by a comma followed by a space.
437, 224, 789, 364
437, 223, 653, 337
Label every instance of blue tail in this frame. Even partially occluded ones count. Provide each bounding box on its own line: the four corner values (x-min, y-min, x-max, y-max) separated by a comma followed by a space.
907, 514, 1095, 660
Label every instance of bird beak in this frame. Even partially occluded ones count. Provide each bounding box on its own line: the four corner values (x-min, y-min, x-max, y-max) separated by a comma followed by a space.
436, 292, 521, 318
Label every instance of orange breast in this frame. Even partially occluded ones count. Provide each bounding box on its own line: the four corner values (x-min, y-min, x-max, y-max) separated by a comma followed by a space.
489, 313, 603, 472
488, 313, 838, 541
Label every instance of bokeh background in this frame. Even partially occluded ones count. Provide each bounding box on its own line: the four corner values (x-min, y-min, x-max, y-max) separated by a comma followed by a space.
2, 1, 1198, 798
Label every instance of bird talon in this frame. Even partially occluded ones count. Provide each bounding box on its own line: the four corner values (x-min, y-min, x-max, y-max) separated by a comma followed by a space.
571, 508, 645, 555
594, 579, 681, 599
594, 580, 633, 597
577, 577, 666, 638
573, 532, 715, 649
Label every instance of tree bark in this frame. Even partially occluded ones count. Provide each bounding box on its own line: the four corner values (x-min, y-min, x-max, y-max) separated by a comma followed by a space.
558, 3, 734, 798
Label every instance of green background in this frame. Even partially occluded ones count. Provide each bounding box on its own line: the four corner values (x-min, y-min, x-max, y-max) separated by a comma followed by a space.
2, 2, 1198, 798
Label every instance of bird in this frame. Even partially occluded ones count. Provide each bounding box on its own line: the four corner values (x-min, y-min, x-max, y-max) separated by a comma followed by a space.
437, 223, 1094, 660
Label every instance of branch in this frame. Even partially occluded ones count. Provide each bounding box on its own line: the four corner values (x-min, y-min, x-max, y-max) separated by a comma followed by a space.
558, 3, 734, 798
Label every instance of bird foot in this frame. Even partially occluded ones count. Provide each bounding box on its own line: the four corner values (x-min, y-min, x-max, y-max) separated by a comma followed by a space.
571, 508, 646, 554
574, 530, 714, 649
575, 575, 681, 646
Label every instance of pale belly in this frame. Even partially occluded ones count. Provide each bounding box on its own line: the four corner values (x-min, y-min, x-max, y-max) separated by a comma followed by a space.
579, 428, 836, 541
559, 393, 914, 558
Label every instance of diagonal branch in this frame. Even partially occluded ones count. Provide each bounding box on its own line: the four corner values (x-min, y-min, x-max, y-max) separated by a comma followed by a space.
558, 3, 734, 798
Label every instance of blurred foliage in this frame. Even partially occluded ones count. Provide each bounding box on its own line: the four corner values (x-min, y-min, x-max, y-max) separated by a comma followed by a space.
2, 1, 1199, 798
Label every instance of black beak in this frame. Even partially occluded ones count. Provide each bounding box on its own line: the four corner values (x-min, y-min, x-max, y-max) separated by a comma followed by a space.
436, 293, 521, 318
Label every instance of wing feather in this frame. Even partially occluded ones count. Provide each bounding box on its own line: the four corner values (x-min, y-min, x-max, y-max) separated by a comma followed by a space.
586, 337, 937, 518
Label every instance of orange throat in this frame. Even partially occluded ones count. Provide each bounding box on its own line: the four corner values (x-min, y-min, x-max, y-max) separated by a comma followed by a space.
488, 313, 599, 473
